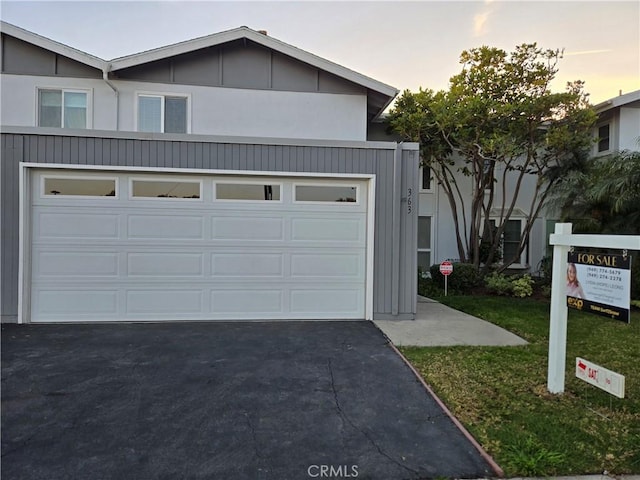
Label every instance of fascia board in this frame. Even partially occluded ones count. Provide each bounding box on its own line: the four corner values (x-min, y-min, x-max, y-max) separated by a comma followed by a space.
109, 26, 398, 99
594, 89, 640, 113
0, 21, 106, 71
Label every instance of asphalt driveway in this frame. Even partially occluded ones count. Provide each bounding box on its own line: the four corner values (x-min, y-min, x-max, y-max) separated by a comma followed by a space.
2, 321, 496, 479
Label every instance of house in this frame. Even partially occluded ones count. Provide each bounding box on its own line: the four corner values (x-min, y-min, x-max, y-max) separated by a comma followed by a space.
591, 89, 640, 155
390, 90, 640, 276
0, 21, 419, 324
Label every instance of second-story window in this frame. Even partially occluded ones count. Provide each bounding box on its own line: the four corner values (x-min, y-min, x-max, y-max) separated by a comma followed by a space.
597, 124, 610, 153
138, 94, 188, 133
38, 89, 88, 129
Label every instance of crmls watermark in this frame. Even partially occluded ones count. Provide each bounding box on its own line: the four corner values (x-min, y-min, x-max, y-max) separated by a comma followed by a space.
307, 464, 359, 478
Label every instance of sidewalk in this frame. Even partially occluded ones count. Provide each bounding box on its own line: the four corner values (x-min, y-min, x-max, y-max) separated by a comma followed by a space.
374, 296, 528, 347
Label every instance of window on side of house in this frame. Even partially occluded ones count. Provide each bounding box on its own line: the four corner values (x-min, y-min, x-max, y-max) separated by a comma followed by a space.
419, 166, 432, 191
137, 94, 188, 133
490, 218, 526, 267
597, 124, 610, 153
418, 216, 432, 272
38, 89, 88, 129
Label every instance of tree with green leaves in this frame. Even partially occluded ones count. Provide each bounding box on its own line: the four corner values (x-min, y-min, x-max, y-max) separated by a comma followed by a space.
387, 43, 596, 272
548, 150, 640, 234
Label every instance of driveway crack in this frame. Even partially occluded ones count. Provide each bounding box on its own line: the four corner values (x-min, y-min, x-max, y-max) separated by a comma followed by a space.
326, 358, 420, 476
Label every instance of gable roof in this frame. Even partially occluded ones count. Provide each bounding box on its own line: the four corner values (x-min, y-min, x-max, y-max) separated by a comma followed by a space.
1, 22, 398, 119
0, 21, 106, 71
594, 89, 640, 114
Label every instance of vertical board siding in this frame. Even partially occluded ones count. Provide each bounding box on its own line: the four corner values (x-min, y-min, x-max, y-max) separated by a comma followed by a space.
1, 133, 418, 321
0, 134, 21, 321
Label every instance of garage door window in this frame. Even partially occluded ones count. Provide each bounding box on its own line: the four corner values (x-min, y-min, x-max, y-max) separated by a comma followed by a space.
43, 176, 116, 197
295, 185, 358, 203
216, 183, 281, 201
131, 179, 201, 199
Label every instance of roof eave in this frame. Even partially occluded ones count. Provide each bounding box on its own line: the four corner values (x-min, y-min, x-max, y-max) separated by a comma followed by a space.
109, 26, 398, 100
0, 21, 107, 71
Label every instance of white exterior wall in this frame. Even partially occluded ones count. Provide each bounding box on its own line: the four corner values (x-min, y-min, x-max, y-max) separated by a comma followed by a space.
619, 107, 640, 151
419, 159, 547, 270
0, 74, 117, 130
0, 74, 368, 141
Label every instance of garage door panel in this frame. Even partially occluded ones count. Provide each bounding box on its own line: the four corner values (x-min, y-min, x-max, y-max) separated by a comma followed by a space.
126, 290, 204, 314
37, 212, 119, 239
211, 216, 284, 241
290, 288, 363, 315
127, 253, 204, 277
211, 253, 284, 277
211, 290, 283, 314
290, 217, 365, 243
127, 215, 204, 240
34, 290, 119, 317
36, 251, 119, 276
290, 253, 363, 278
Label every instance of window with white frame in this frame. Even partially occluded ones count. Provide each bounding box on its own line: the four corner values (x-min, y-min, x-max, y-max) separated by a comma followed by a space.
419, 166, 432, 191
597, 123, 610, 153
418, 216, 432, 272
38, 89, 88, 129
490, 218, 527, 267
137, 94, 188, 133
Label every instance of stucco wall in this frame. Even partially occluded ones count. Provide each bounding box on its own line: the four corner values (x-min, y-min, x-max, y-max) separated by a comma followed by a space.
0, 74, 368, 141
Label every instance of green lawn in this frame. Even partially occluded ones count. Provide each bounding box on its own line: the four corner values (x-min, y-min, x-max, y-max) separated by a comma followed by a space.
400, 296, 640, 476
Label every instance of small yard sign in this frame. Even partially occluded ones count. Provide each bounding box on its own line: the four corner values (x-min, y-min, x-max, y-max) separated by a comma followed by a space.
575, 357, 625, 399
440, 261, 453, 296
439, 261, 453, 276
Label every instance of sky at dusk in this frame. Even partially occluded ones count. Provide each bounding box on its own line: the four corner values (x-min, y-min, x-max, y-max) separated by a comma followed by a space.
1, 0, 638, 105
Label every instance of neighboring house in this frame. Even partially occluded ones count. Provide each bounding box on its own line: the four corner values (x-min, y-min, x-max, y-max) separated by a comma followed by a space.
592, 89, 640, 156
0, 21, 419, 324
377, 90, 640, 275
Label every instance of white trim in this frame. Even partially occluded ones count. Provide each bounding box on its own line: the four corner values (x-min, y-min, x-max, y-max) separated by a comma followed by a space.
18, 166, 27, 324
365, 176, 376, 321
19, 162, 377, 323
20, 162, 376, 179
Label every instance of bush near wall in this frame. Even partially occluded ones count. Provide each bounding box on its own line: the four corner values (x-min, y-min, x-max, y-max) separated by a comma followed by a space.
429, 263, 482, 293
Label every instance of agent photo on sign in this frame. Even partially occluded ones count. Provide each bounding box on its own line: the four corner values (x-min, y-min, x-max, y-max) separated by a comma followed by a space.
566, 263, 586, 298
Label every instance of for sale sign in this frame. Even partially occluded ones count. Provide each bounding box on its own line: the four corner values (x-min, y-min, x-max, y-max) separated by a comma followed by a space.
566, 252, 631, 323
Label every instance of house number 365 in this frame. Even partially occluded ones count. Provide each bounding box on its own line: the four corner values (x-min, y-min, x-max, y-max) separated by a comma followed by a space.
407, 188, 412, 214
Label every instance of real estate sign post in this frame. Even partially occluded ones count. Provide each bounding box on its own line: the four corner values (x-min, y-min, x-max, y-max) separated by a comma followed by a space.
547, 224, 640, 394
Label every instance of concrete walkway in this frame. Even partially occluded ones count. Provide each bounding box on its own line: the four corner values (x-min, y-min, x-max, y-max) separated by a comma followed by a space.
375, 296, 528, 347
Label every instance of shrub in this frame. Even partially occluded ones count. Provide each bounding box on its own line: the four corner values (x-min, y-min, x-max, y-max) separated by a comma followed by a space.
485, 272, 513, 296
429, 263, 481, 293
512, 274, 534, 298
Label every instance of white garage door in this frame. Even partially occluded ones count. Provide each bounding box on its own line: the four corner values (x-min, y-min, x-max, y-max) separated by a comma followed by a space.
29, 170, 368, 322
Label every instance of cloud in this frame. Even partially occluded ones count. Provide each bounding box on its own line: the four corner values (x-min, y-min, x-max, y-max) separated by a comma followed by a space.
474, 11, 490, 37
563, 49, 612, 57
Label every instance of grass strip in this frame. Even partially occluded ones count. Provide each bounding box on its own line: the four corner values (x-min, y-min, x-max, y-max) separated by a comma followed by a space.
400, 296, 640, 476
